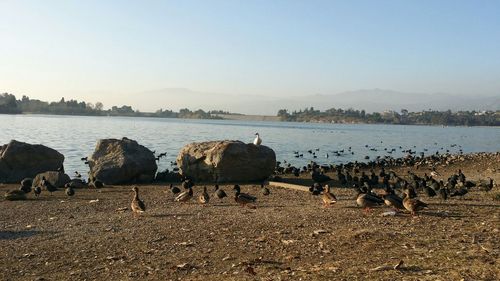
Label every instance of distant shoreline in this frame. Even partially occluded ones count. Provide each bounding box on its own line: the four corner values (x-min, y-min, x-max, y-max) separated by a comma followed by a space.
1, 112, 498, 127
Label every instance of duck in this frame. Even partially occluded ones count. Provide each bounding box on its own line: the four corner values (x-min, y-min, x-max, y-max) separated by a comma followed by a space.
214, 184, 227, 200
33, 186, 42, 197
450, 187, 468, 199
233, 185, 257, 207
438, 187, 449, 201
309, 183, 323, 196
322, 185, 337, 207
41, 176, 57, 195
198, 186, 210, 204
478, 178, 493, 192
311, 169, 332, 184
253, 133, 262, 146
19, 183, 32, 194
261, 183, 270, 196
402, 192, 428, 216
175, 187, 193, 202
20, 178, 33, 192
65, 185, 75, 197
423, 184, 437, 197
89, 176, 103, 189
382, 190, 404, 211
4, 190, 27, 201
131, 186, 146, 215
169, 184, 181, 195
356, 188, 383, 214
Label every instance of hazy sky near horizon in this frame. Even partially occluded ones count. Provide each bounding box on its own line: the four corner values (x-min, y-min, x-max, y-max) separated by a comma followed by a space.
1, 0, 499, 111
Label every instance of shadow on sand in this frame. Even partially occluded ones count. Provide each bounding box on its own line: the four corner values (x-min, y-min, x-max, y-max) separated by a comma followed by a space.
0, 230, 45, 240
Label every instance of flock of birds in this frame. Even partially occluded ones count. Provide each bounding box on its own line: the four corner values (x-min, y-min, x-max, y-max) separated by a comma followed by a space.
130, 178, 270, 215
3, 133, 496, 220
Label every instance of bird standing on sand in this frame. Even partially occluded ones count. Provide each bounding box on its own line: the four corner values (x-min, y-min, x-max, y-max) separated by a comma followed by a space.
322, 185, 337, 207
41, 176, 57, 195
65, 185, 75, 197
253, 133, 262, 146
214, 184, 227, 200
233, 185, 257, 207
198, 186, 210, 204
261, 183, 270, 196
169, 183, 181, 195
34, 186, 42, 197
175, 187, 193, 202
402, 191, 428, 216
4, 190, 27, 201
131, 186, 146, 215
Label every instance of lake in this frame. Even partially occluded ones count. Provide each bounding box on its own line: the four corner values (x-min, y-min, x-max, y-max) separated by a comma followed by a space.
0, 114, 499, 179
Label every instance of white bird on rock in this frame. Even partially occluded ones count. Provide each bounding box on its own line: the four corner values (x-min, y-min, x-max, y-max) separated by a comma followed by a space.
253, 133, 262, 146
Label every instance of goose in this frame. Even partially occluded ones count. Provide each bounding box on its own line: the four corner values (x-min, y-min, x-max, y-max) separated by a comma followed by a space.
198, 186, 210, 204
322, 185, 337, 207
175, 187, 193, 202
4, 190, 27, 201
131, 186, 146, 215
402, 192, 428, 216
214, 184, 227, 200
253, 133, 262, 146
233, 185, 257, 207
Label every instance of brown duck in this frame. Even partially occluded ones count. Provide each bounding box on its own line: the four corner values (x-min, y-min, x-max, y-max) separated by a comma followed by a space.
198, 186, 210, 204
402, 192, 428, 216
322, 185, 337, 207
131, 186, 146, 215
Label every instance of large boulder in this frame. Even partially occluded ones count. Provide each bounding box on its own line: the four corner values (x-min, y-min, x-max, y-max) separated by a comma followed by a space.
33, 171, 71, 188
88, 137, 157, 185
177, 140, 276, 182
0, 140, 64, 183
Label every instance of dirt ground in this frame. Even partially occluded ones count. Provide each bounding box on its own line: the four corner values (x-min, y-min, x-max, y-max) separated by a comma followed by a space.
1, 153, 499, 281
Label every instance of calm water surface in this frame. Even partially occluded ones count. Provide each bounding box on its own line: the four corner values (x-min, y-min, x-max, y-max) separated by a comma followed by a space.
1, 114, 499, 178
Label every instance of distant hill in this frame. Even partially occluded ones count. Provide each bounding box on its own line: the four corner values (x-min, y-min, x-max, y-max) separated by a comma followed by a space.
135, 88, 499, 115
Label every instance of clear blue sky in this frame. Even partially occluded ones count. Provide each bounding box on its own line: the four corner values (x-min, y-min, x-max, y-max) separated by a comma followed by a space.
1, 0, 499, 110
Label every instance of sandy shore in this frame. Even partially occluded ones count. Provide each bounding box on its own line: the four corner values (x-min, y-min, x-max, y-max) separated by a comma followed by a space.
1, 153, 499, 280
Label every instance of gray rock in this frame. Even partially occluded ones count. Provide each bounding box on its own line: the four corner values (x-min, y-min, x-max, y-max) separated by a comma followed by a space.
0, 140, 64, 183
33, 171, 71, 188
88, 137, 157, 185
176, 140, 276, 182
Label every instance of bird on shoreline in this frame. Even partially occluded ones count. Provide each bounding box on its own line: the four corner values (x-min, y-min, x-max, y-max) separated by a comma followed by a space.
198, 186, 210, 204
261, 183, 270, 196
4, 190, 27, 201
233, 185, 257, 207
33, 186, 42, 197
41, 176, 57, 195
65, 185, 75, 197
322, 185, 337, 207
169, 184, 181, 196
402, 191, 428, 216
253, 133, 262, 146
175, 187, 193, 202
131, 186, 146, 215
214, 184, 227, 200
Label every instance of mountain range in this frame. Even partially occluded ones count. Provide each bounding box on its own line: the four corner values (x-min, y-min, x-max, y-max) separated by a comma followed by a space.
132, 88, 500, 115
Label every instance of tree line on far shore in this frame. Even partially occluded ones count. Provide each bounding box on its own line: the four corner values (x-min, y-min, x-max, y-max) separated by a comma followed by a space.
1, 93, 498, 126
0, 93, 224, 119
277, 107, 499, 126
